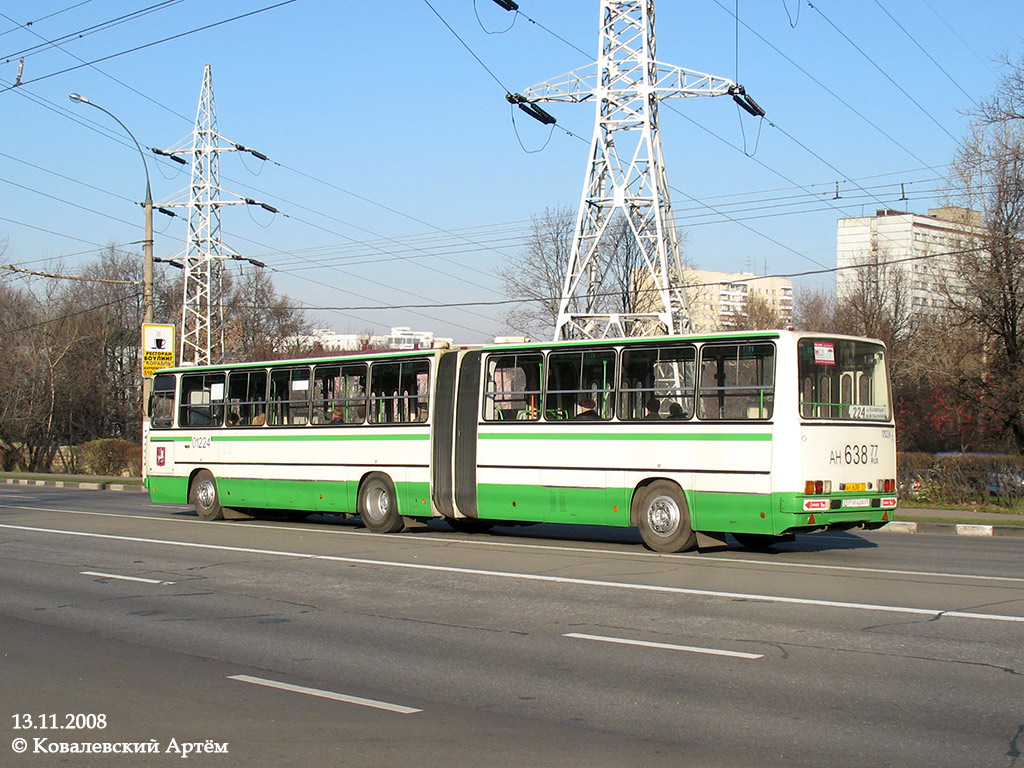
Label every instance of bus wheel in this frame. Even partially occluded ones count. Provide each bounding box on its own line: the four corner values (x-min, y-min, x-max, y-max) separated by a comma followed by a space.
634, 481, 696, 553
358, 473, 405, 533
190, 470, 224, 521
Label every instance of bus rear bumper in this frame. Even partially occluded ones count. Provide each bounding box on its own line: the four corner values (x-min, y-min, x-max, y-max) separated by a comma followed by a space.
776, 495, 897, 535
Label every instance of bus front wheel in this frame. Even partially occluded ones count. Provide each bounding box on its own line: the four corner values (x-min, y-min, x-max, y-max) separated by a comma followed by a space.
358, 473, 405, 533
190, 470, 224, 521
634, 481, 696, 553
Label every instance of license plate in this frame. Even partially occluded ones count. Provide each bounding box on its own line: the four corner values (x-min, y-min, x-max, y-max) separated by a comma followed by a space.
843, 483, 867, 492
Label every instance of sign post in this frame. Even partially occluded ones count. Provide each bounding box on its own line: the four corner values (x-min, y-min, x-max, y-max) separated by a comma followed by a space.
143, 324, 176, 378
141, 324, 175, 483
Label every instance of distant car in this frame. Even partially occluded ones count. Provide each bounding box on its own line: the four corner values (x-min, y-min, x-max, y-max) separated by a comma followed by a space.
898, 471, 927, 499
985, 467, 1024, 498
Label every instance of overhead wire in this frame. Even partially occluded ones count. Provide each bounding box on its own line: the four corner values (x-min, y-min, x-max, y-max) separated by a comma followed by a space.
472, 0, 518, 35
0, 1, 187, 63
0, 0, 97, 41
0, 144, 955, 278
0, 0, 302, 95
708, 0, 943, 174
805, 1, 958, 142
237, 243, 991, 314
0, 3, 976, 336
421, 0, 514, 96
919, 0, 997, 75
868, 0, 977, 107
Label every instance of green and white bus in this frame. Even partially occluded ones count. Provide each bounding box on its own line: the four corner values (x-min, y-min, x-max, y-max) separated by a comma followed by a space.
144, 330, 897, 552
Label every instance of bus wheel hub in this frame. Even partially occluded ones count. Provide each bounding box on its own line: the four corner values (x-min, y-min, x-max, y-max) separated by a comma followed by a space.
648, 495, 680, 536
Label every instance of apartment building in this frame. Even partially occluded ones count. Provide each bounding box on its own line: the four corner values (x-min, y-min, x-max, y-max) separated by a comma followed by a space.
836, 207, 982, 319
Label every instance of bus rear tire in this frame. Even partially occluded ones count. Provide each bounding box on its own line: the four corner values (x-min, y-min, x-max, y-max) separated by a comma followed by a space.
634, 481, 696, 553
358, 473, 404, 533
190, 470, 224, 521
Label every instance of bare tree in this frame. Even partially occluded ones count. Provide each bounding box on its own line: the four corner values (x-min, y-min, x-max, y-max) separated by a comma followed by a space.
498, 206, 694, 338
791, 286, 837, 333
834, 247, 916, 360
223, 266, 311, 361
497, 206, 576, 339
727, 292, 786, 331
944, 55, 1024, 451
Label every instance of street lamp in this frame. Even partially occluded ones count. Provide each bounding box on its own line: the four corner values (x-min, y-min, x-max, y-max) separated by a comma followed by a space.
69, 93, 154, 325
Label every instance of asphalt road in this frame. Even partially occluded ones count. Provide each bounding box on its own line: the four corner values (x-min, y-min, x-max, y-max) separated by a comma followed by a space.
1, 485, 1022, 767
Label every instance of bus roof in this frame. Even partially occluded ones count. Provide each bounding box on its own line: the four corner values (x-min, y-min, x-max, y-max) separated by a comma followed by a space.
151, 329, 886, 376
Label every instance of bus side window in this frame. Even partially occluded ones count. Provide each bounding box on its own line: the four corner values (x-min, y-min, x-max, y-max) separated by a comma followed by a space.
697, 344, 774, 420
269, 367, 311, 426
149, 374, 176, 428
618, 344, 695, 421
227, 369, 267, 427
483, 353, 542, 422
313, 363, 367, 424
545, 348, 616, 421
369, 359, 430, 424
179, 372, 226, 427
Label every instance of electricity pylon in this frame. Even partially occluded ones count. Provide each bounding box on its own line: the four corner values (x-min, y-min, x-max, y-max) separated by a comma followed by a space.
512, 0, 763, 340
156, 64, 274, 366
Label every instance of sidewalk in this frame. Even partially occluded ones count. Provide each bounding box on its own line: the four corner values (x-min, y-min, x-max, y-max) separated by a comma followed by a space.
1, 473, 145, 492
889, 506, 1024, 539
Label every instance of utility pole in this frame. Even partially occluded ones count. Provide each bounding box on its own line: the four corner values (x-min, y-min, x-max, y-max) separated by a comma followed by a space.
510, 0, 763, 340
156, 65, 274, 366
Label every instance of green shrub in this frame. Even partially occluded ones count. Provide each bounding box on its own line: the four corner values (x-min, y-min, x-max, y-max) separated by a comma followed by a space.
74, 439, 141, 477
898, 452, 1024, 507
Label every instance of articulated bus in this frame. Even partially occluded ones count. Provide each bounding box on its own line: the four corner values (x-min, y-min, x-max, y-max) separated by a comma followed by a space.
144, 330, 897, 552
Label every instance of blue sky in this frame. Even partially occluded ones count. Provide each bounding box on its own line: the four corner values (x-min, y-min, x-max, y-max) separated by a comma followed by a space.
1, 0, 1022, 342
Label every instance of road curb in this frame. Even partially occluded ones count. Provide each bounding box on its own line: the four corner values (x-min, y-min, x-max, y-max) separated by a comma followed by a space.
880, 519, 1024, 538
3, 477, 146, 493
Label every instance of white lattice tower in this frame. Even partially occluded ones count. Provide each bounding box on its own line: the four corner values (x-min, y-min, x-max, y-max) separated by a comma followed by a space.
181, 64, 228, 365
158, 65, 272, 365
516, 0, 760, 339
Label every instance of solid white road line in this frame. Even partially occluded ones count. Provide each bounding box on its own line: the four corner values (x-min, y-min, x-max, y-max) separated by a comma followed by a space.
565, 632, 764, 660
3, 522, 1023, 624
227, 675, 421, 714
80, 570, 175, 585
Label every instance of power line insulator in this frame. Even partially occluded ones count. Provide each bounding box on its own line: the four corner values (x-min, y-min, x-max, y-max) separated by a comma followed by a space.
728, 85, 765, 118
493, 0, 519, 10
151, 147, 188, 165
507, 95, 557, 125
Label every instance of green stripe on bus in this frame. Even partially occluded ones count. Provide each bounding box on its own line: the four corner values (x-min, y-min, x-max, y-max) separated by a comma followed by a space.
478, 432, 772, 442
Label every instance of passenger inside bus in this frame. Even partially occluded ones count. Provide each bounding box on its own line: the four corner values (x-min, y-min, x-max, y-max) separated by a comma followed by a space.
575, 398, 601, 420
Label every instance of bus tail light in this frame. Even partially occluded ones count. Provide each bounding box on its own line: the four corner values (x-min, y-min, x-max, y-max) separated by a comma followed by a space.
878, 478, 896, 493
804, 480, 832, 495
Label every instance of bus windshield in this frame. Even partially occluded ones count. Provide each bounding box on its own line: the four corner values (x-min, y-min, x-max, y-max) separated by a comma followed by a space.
798, 338, 890, 421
